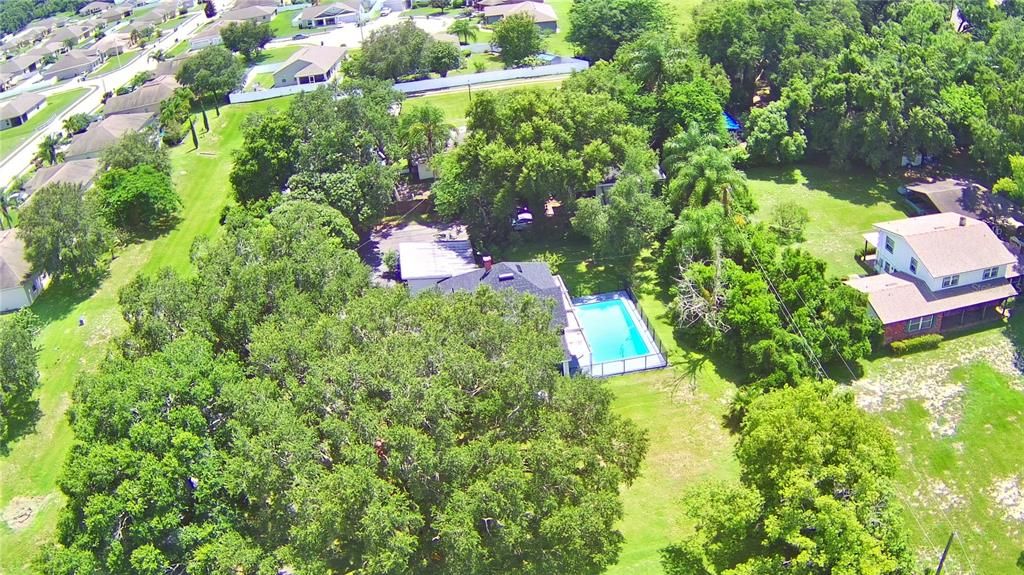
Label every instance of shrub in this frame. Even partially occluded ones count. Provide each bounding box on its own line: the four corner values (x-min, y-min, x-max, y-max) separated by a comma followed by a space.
890, 334, 943, 355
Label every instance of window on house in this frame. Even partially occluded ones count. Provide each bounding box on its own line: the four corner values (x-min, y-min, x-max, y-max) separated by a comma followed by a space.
909, 258, 918, 274
907, 315, 935, 332
884, 236, 894, 253
982, 266, 1000, 280
942, 274, 960, 288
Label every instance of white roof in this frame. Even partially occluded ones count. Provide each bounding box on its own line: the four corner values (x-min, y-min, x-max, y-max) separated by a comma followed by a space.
398, 241, 478, 280
874, 213, 1015, 277
483, 1, 557, 22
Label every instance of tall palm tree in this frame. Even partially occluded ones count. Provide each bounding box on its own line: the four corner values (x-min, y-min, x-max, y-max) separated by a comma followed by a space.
447, 19, 478, 45
0, 188, 19, 229
399, 103, 453, 173
149, 48, 166, 62
665, 144, 749, 215
36, 133, 62, 166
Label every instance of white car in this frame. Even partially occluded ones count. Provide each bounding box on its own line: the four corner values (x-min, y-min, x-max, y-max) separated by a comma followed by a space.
381, 7, 392, 16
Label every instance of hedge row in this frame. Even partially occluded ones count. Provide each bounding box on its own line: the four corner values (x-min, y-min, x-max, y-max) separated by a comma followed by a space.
890, 334, 943, 355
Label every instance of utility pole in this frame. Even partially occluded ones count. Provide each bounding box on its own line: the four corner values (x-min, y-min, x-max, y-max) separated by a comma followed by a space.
935, 532, 955, 575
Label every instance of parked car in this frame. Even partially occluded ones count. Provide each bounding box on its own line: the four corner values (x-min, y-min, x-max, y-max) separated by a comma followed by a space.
381, 7, 392, 16
511, 211, 533, 231
292, 33, 308, 40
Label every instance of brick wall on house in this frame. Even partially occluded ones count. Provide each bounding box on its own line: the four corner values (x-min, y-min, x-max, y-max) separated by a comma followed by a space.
883, 314, 943, 344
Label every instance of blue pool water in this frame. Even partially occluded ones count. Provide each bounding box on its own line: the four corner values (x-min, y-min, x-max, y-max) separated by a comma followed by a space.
575, 298, 651, 363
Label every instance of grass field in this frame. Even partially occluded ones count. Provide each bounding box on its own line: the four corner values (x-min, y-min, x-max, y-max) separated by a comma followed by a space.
0, 88, 89, 161
401, 77, 563, 125
449, 52, 504, 76
254, 44, 302, 65
0, 97, 293, 575
166, 38, 191, 57
87, 50, 138, 77
269, 10, 303, 38
158, 15, 187, 31
746, 164, 909, 278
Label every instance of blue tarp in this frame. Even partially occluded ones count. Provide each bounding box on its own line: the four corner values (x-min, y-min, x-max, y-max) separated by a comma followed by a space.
723, 112, 742, 132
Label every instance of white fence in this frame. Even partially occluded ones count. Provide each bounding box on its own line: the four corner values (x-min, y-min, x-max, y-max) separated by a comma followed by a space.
393, 58, 589, 94
228, 81, 326, 103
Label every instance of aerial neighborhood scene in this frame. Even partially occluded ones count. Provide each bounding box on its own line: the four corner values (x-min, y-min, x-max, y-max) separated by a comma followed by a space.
2, 0, 1024, 572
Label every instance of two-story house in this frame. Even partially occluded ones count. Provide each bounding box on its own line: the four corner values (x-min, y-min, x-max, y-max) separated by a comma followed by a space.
847, 213, 1017, 343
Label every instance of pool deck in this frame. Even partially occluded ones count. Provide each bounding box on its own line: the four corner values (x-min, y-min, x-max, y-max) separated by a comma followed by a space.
568, 290, 667, 377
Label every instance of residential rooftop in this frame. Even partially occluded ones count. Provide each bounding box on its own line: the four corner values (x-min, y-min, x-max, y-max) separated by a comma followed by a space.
874, 212, 1015, 277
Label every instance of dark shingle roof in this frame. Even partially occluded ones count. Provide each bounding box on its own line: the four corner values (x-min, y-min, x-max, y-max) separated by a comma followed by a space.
434, 261, 567, 327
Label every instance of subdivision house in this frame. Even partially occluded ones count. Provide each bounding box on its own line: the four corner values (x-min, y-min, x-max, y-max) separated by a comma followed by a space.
189, 21, 227, 49
0, 53, 44, 78
100, 4, 134, 23
297, 3, 359, 28
474, 0, 539, 9
103, 74, 178, 116
86, 33, 131, 58
26, 41, 67, 58
272, 45, 346, 87
64, 112, 153, 160
41, 50, 101, 80
0, 92, 45, 130
221, 5, 277, 22
482, 1, 557, 31
22, 158, 101, 198
48, 25, 90, 46
80, 0, 114, 15
233, 0, 279, 8
847, 213, 1018, 343
0, 230, 47, 313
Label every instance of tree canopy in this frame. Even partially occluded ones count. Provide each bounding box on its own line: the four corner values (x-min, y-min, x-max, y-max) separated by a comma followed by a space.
568, 0, 668, 62
662, 382, 913, 574
46, 208, 647, 575
220, 20, 273, 62
16, 183, 113, 281
100, 132, 172, 176
230, 82, 402, 234
176, 46, 245, 106
491, 14, 544, 67
0, 310, 39, 442
357, 21, 434, 80
93, 165, 181, 232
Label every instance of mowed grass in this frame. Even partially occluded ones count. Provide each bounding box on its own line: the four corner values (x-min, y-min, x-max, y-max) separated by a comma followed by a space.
497, 229, 739, 575
87, 50, 138, 77
166, 38, 191, 57
0, 88, 89, 161
746, 164, 909, 278
269, 10, 303, 38
254, 44, 302, 65
157, 15, 188, 31
0, 97, 293, 575
400, 77, 564, 125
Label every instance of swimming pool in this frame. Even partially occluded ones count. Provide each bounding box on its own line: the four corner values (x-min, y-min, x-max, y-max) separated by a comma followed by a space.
574, 297, 651, 363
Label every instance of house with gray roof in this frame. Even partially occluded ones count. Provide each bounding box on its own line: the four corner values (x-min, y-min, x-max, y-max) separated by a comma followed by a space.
482, 1, 556, 30
80, 0, 114, 15
65, 112, 154, 160
41, 50, 100, 80
434, 260, 570, 328
221, 5, 277, 22
22, 158, 101, 198
297, 3, 359, 28
0, 229, 47, 313
849, 212, 1017, 343
0, 92, 46, 130
190, 20, 227, 49
273, 45, 346, 88
103, 74, 178, 116
400, 241, 479, 293
86, 33, 131, 58
0, 53, 43, 77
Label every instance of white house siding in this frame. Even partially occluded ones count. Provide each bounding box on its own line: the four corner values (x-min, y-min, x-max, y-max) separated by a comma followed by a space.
875, 230, 1008, 291
0, 278, 40, 312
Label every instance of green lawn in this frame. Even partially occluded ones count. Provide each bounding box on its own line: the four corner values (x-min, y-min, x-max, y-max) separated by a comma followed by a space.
449, 52, 504, 76
158, 15, 187, 31
0, 97, 294, 575
495, 228, 740, 575
746, 164, 909, 278
269, 10, 303, 38
254, 44, 302, 65
166, 38, 191, 57
405, 6, 444, 16
858, 322, 1024, 575
0, 88, 89, 161
401, 77, 563, 125
87, 50, 138, 77
544, 0, 574, 55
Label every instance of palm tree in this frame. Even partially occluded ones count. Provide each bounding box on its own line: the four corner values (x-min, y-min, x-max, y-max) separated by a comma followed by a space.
447, 19, 478, 45
0, 188, 20, 229
149, 48, 166, 62
665, 144, 749, 215
36, 133, 63, 166
399, 103, 453, 174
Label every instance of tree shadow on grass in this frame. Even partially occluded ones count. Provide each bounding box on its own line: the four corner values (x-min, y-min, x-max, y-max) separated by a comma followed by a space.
30, 272, 108, 327
797, 163, 911, 211
120, 214, 185, 245
0, 398, 42, 455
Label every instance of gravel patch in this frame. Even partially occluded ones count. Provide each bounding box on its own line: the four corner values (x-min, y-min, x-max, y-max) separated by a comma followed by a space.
2, 494, 53, 531
854, 335, 1023, 437
991, 476, 1024, 523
